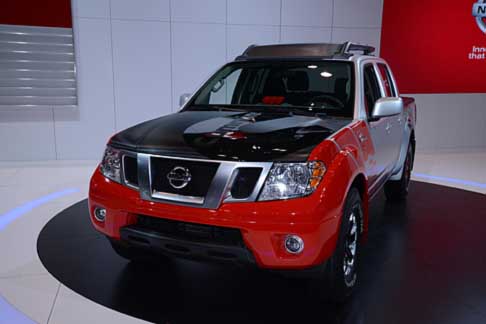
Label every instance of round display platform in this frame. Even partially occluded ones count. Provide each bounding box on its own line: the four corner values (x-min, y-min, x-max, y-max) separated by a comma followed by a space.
37, 181, 486, 324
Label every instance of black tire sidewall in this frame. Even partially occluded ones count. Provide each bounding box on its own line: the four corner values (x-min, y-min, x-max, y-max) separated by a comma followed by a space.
403, 143, 413, 192
385, 143, 413, 200
325, 187, 363, 301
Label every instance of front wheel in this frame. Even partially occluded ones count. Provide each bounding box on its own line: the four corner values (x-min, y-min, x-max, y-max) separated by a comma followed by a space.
384, 143, 413, 201
319, 187, 363, 302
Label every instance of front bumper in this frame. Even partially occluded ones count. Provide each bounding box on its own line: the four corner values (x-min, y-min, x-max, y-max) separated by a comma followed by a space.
120, 224, 256, 265
89, 169, 343, 269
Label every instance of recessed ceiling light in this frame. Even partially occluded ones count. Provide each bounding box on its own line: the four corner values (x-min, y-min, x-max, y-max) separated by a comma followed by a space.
307, 65, 318, 69
320, 71, 333, 78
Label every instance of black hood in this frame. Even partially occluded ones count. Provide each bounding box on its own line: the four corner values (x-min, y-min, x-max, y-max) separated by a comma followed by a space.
110, 110, 351, 162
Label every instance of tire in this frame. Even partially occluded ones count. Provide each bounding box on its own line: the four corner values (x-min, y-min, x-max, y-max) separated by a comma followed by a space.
384, 142, 414, 201
320, 187, 363, 302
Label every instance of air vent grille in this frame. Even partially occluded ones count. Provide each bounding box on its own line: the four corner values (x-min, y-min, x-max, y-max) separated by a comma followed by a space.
0, 24, 76, 108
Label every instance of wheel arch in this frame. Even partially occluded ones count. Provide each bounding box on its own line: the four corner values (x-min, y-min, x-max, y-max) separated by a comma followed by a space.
328, 146, 369, 243
390, 128, 415, 181
311, 146, 370, 264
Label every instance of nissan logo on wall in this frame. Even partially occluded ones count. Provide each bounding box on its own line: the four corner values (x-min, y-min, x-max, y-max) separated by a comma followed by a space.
473, 0, 486, 34
167, 166, 192, 189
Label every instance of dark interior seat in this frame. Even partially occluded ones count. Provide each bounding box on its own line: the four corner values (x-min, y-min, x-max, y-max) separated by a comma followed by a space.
334, 78, 349, 104
284, 71, 310, 106
261, 73, 286, 105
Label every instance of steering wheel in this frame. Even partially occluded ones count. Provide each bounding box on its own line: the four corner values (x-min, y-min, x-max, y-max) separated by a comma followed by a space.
309, 95, 344, 109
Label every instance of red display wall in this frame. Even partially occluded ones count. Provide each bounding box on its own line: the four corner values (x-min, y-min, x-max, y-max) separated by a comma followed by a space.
0, 0, 72, 28
381, 0, 486, 94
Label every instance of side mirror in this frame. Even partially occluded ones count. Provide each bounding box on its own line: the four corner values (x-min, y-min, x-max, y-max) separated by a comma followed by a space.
179, 93, 191, 107
371, 97, 403, 120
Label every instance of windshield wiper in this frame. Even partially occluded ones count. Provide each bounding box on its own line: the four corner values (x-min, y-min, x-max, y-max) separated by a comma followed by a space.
191, 104, 295, 116
269, 105, 331, 117
188, 104, 247, 112
188, 104, 334, 118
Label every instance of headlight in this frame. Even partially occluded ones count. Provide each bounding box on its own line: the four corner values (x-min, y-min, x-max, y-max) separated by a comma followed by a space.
259, 161, 326, 201
100, 146, 121, 183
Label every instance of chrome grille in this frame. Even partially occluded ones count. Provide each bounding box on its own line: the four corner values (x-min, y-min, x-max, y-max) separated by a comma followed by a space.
150, 157, 219, 200
122, 155, 138, 189
121, 151, 273, 209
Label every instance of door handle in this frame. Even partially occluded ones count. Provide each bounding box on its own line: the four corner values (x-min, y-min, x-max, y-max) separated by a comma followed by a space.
385, 122, 392, 134
397, 116, 402, 125
358, 133, 368, 143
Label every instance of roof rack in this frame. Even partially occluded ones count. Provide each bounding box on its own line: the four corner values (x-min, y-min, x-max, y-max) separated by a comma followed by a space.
341, 42, 375, 56
236, 42, 375, 60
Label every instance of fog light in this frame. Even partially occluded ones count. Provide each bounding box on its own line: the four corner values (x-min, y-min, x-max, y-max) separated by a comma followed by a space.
284, 235, 304, 254
94, 207, 106, 222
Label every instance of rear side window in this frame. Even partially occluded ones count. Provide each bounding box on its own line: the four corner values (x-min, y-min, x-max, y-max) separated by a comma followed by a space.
363, 64, 381, 118
377, 63, 396, 97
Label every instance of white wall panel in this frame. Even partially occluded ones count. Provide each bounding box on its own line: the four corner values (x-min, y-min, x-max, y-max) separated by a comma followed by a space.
227, 0, 281, 26
333, 0, 383, 28
171, 0, 226, 23
412, 94, 486, 151
72, 0, 110, 18
54, 18, 115, 160
7, 0, 484, 161
280, 26, 332, 43
332, 27, 381, 54
171, 23, 226, 111
110, 0, 170, 21
70, 0, 78, 17
227, 25, 280, 60
281, 0, 333, 27
111, 20, 171, 131
0, 108, 56, 160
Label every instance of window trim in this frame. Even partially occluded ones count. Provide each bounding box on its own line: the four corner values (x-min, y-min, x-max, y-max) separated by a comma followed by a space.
377, 63, 397, 97
362, 63, 382, 119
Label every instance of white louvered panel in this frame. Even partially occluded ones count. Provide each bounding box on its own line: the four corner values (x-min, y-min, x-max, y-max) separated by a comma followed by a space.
0, 33, 73, 44
0, 24, 77, 107
0, 87, 75, 96
0, 42, 73, 53
0, 24, 73, 35
0, 96, 76, 105
0, 51, 74, 62
0, 61, 74, 70
0, 78, 76, 88
1, 69, 75, 79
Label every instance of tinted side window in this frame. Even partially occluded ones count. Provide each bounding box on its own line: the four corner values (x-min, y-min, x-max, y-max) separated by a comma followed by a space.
377, 63, 396, 97
363, 64, 381, 118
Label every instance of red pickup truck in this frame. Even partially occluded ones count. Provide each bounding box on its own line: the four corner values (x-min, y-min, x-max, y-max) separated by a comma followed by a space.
89, 42, 416, 301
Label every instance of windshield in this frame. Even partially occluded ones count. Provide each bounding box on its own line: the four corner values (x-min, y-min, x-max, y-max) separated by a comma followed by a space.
186, 61, 355, 118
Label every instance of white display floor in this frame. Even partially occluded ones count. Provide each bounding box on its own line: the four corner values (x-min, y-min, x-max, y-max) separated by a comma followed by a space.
0, 151, 484, 324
